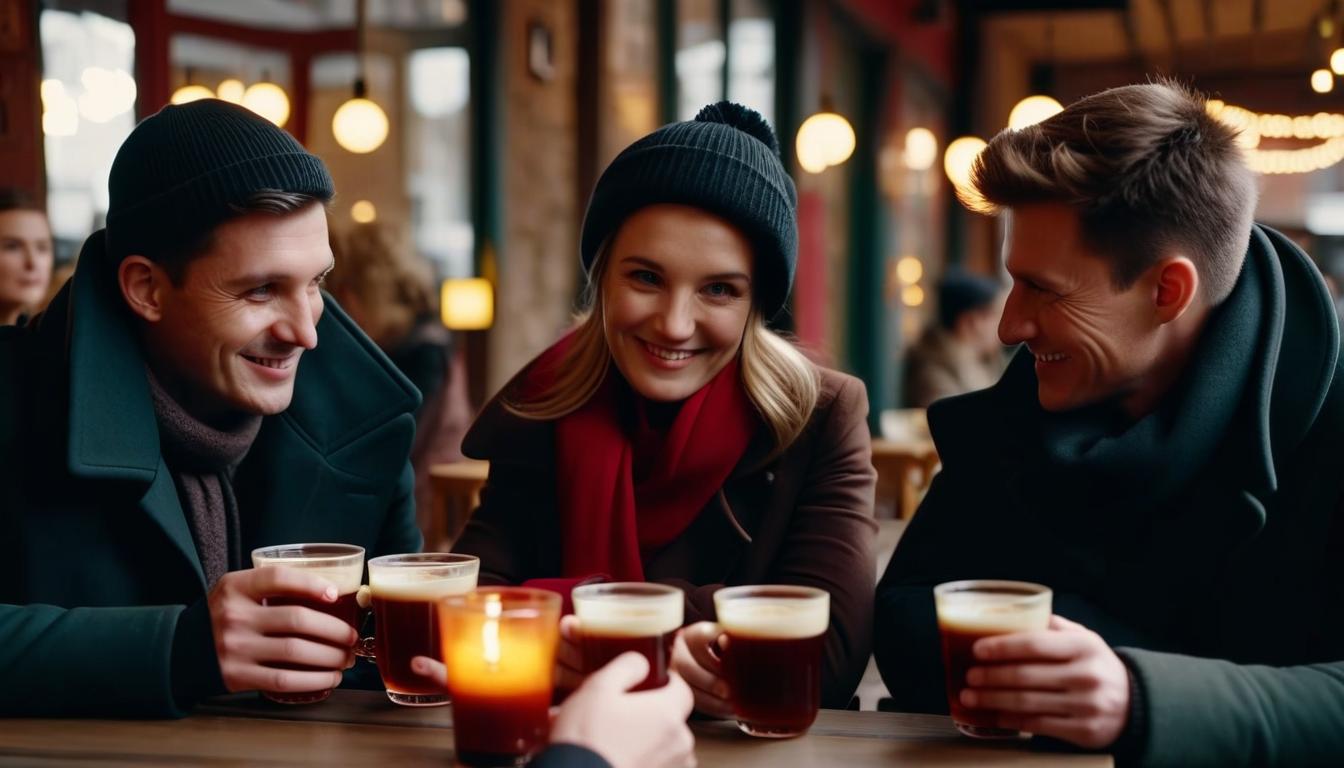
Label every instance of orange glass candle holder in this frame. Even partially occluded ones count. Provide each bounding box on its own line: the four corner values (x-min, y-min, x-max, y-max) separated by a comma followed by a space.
439, 587, 561, 767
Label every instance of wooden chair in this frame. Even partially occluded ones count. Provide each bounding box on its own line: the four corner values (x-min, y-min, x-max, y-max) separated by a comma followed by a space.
871, 438, 940, 519
427, 460, 489, 551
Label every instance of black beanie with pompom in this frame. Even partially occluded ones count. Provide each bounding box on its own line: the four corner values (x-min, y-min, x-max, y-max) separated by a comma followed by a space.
579, 101, 798, 319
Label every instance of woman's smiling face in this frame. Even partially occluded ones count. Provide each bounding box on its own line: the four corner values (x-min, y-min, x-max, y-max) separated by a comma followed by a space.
601, 204, 754, 402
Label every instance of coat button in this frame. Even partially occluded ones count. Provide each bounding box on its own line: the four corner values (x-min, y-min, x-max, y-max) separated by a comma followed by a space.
763, 471, 775, 484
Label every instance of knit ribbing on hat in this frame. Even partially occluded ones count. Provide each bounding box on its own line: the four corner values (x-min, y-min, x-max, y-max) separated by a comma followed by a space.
105, 99, 334, 263
580, 102, 798, 319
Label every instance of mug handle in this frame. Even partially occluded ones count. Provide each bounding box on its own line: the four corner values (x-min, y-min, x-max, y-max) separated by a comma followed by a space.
354, 585, 377, 659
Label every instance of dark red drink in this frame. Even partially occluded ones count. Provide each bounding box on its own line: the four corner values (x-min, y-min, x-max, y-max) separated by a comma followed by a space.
450, 688, 552, 766
250, 543, 367, 706
934, 580, 1052, 739
372, 595, 443, 697
721, 633, 825, 735
714, 585, 831, 738
579, 630, 676, 691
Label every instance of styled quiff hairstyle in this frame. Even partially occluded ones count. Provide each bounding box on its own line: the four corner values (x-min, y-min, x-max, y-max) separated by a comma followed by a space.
969, 80, 1257, 305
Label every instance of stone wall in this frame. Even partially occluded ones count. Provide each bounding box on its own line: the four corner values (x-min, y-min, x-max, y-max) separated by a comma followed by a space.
487, 0, 581, 394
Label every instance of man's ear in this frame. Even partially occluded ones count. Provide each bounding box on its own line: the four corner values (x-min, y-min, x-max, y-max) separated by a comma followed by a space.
1153, 256, 1199, 324
118, 255, 170, 323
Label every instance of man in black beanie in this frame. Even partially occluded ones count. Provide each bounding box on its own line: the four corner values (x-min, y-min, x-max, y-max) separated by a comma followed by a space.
903, 269, 1006, 408
0, 100, 423, 715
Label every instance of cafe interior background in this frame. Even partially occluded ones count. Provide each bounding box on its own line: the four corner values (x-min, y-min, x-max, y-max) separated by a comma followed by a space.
10, 0, 1344, 421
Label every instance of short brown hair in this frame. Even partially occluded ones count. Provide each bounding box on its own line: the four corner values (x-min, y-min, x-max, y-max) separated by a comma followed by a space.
970, 80, 1257, 304
156, 189, 320, 283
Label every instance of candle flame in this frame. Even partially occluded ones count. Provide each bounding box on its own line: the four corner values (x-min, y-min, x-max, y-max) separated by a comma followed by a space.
483, 594, 502, 666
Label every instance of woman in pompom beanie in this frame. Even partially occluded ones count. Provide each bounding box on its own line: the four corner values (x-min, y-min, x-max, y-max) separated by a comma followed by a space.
452, 102, 877, 715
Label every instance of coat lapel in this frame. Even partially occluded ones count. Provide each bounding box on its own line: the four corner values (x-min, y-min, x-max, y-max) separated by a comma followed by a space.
63, 231, 205, 583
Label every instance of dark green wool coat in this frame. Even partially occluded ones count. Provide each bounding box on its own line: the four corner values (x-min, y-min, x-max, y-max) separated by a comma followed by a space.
876, 224, 1344, 766
0, 231, 423, 716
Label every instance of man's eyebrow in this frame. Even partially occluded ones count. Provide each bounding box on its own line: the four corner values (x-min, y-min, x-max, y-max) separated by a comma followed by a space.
227, 260, 335, 288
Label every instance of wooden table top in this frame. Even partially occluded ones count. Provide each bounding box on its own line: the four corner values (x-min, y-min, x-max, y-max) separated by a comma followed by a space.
0, 690, 1113, 767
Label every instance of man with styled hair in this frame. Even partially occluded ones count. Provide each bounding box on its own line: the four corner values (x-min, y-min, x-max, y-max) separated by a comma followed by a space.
876, 81, 1344, 765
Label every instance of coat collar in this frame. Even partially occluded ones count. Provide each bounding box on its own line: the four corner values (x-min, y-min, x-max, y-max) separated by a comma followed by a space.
930, 223, 1338, 536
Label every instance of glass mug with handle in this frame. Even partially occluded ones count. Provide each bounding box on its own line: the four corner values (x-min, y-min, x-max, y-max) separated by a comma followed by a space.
712, 584, 830, 738
355, 553, 480, 706
250, 543, 366, 705
571, 582, 683, 691
933, 579, 1053, 739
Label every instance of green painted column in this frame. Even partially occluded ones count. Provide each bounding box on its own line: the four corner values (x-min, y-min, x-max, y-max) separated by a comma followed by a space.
845, 43, 891, 433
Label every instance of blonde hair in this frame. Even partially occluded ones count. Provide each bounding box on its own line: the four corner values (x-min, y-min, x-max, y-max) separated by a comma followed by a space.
505, 245, 820, 454
970, 79, 1257, 305
326, 223, 436, 347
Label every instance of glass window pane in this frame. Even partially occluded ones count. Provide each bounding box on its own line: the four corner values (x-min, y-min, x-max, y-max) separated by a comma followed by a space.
40, 5, 135, 251
406, 47, 473, 279
676, 0, 724, 120
727, 0, 773, 125
599, 0, 659, 167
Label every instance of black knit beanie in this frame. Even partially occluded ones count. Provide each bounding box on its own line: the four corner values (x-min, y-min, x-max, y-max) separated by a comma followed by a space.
580, 102, 798, 318
105, 99, 334, 263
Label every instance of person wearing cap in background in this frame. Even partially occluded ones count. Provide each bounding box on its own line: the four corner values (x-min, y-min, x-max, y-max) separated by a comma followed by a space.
902, 269, 1007, 408
0, 188, 55, 326
450, 102, 878, 717
0, 100, 701, 768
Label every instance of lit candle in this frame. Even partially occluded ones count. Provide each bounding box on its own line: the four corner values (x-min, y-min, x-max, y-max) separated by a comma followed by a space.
440, 588, 561, 767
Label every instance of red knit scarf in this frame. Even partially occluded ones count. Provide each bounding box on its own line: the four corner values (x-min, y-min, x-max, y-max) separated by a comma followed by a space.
530, 337, 757, 581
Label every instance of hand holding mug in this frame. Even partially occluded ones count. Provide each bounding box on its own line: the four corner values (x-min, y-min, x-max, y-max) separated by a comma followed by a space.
671, 622, 733, 719
961, 614, 1130, 748
208, 566, 357, 696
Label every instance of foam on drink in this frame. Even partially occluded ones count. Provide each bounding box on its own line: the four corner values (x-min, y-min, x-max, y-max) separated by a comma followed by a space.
370, 569, 478, 600
717, 598, 829, 639
573, 595, 682, 636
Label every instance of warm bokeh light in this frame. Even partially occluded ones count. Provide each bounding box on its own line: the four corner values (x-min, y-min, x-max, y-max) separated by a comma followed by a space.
1007, 95, 1063, 130
903, 127, 938, 171
901, 284, 925, 307
171, 84, 215, 105
441, 278, 494, 330
896, 256, 923, 284
1333, 48, 1344, 75
943, 136, 987, 190
242, 81, 291, 127
41, 78, 78, 137
1312, 69, 1334, 94
351, 200, 377, 223
333, 97, 390, 153
796, 110, 856, 173
216, 78, 245, 104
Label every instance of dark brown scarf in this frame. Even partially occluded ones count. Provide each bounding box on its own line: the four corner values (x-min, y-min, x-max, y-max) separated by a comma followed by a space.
146, 369, 262, 587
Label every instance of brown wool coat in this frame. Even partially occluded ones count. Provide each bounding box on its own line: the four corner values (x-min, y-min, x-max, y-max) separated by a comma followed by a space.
453, 365, 878, 709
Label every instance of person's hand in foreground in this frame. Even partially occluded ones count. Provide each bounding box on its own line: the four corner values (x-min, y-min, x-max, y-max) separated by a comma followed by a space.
209, 567, 357, 694
412, 651, 697, 768
961, 614, 1130, 748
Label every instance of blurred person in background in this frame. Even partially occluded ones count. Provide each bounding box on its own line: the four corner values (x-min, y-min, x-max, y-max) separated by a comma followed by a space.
903, 269, 1006, 407
325, 222, 472, 528
0, 188, 54, 326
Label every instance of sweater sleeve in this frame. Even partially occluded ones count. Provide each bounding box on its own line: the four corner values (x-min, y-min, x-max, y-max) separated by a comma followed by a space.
452, 460, 542, 584
528, 743, 613, 768
1117, 649, 1344, 766
768, 376, 878, 709
0, 602, 199, 716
